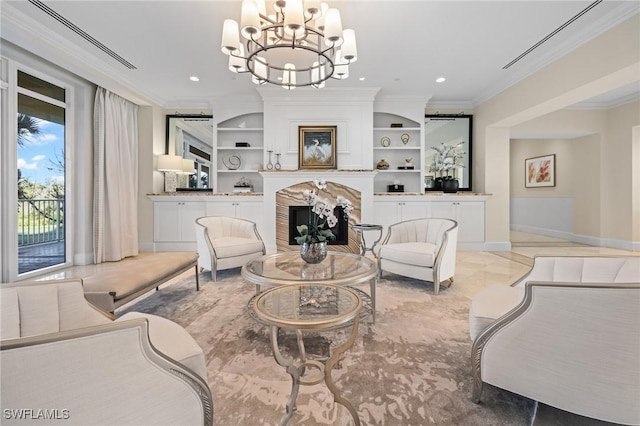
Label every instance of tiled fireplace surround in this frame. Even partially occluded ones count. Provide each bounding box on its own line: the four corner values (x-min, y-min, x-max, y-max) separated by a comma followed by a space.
261, 170, 378, 254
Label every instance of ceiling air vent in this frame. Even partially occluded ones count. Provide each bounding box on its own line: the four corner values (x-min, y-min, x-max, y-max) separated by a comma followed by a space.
502, 0, 602, 70
28, 0, 137, 70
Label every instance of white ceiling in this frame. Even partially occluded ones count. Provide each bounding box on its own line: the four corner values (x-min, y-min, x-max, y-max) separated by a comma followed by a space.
2, 0, 639, 109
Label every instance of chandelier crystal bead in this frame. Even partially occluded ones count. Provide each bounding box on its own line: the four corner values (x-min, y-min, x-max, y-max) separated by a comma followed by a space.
221, 0, 357, 89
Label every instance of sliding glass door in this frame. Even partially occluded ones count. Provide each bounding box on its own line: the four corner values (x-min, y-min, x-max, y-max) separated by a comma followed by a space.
16, 71, 67, 274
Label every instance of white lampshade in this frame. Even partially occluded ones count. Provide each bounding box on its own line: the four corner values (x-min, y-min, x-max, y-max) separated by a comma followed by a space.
341, 29, 357, 63
157, 154, 183, 172
305, 0, 321, 19
332, 50, 349, 80
180, 158, 195, 175
315, 2, 330, 30
254, 0, 266, 16
228, 45, 247, 72
284, 0, 305, 39
282, 63, 296, 90
240, 0, 262, 39
221, 19, 240, 55
323, 8, 343, 46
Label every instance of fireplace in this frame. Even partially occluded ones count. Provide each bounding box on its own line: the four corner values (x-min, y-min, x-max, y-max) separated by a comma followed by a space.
288, 205, 349, 245
274, 178, 365, 253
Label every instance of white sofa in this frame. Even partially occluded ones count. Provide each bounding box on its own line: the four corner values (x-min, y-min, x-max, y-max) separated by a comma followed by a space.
469, 256, 640, 425
1, 278, 212, 425
377, 218, 458, 294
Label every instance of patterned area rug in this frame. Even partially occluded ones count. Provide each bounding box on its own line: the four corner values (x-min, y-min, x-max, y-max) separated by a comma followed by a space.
119, 270, 535, 425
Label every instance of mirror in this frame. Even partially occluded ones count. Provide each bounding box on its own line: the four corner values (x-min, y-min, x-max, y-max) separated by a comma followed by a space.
424, 114, 472, 191
166, 114, 213, 189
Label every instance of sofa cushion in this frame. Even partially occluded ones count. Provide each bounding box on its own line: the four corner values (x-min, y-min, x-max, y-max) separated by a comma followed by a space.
212, 237, 265, 259
468, 286, 525, 341
379, 242, 437, 267
117, 312, 207, 380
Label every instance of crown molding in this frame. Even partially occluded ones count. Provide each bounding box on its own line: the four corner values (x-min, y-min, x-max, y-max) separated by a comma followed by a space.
566, 91, 640, 110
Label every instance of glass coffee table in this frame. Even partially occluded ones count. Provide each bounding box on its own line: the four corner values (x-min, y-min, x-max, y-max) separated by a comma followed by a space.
242, 251, 378, 321
250, 283, 363, 426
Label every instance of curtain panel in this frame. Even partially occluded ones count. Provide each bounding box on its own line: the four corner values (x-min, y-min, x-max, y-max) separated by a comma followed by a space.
93, 88, 139, 263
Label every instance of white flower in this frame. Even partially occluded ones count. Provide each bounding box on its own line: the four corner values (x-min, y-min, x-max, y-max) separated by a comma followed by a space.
314, 178, 327, 190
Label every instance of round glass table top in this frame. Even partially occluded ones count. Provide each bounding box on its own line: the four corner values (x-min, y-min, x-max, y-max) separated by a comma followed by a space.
253, 284, 362, 329
242, 251, 378, 287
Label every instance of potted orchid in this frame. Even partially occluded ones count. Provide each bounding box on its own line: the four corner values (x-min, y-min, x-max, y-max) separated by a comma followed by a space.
295, 178, 354, 263
428, 141, 465, 192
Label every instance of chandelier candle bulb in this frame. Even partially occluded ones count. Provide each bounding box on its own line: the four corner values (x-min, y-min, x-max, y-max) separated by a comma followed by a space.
284, 0, 305, 37
240, 0, 262, 38
342, 29, 358, 62
323, 8, 343, 46
221, 19, 240, 54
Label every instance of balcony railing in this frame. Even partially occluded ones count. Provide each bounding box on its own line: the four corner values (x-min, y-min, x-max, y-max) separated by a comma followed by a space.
18, 198, 65, 247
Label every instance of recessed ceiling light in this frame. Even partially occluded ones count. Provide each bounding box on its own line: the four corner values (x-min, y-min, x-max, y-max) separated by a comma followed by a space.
359, 77, 365, 81
436, 77, 446, 83
189, 76, 200, 82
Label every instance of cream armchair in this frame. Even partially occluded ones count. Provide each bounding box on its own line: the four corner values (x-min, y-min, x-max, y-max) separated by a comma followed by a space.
469, 256, 640, 425
195, 216, 265, 281
1, 279, 212, 425
377, 218, 458, 294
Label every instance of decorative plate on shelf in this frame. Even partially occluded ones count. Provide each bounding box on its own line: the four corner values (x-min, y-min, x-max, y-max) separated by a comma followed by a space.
380, 136, 391, 147
401, 133, 410, 144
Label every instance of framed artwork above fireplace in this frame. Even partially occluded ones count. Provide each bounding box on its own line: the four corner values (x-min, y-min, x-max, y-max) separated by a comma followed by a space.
298, 125, 337, 169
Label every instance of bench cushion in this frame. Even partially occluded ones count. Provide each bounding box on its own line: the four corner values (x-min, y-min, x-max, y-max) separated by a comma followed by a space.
82, 252, 198, 312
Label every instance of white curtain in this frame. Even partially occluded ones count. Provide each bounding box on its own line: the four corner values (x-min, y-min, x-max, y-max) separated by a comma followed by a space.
93, 87, 139, 263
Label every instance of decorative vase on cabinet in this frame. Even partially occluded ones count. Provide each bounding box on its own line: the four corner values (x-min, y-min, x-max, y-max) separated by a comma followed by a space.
442, 178, 459, 193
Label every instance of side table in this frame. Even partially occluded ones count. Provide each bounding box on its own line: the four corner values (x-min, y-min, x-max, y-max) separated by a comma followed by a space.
352, 224, 383, 257
250, 284, 363, 426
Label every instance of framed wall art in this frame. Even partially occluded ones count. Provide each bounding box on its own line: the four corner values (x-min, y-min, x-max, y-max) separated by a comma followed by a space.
298, 125, 337, 169
525, 154, 555, 188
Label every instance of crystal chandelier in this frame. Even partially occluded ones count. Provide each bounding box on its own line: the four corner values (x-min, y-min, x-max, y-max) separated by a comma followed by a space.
221, 0, 358, 90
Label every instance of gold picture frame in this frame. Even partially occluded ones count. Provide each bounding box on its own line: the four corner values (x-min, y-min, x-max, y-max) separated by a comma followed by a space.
298, 125, 337, 169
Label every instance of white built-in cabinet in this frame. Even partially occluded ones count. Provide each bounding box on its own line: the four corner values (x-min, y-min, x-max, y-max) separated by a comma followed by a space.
374, 195, 487, 250
214, 112, 264, 193
205, 197, 266, 237
153, 200, 206, 250
149, 195, 264, 251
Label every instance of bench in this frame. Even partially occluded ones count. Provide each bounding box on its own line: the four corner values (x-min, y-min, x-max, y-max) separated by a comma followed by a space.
82, 252, 199, 313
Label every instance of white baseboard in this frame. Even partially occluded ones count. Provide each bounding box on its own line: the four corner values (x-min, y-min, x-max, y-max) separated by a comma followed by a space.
483, 241, 512, 251
458, 242, 487, 251
511, 224, 639, 252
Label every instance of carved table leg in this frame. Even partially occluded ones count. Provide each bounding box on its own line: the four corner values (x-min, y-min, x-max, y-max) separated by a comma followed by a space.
270, 326, 300, 426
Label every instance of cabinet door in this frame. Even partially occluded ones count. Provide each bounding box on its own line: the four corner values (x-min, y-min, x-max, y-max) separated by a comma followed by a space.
455, 201, 485, 242
400, 201, 427, 222
206, 201, 237, 217
179, 202, 206, 242
154, 202, 181, 242
430, 201, 485, 243
236, 200, 265, 236
374, 201, 401, 234
154, 202, 205, 242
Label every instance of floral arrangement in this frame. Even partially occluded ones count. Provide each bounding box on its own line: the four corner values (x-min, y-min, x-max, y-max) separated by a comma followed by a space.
428, 141, 465, 178
295, 178, 354, 245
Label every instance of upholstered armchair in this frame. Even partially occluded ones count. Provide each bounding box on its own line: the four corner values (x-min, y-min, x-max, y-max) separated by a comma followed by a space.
469, 256, 640, 425
377, 218, 458, 294
195, 216, 266, 281
0, 278, 212, 425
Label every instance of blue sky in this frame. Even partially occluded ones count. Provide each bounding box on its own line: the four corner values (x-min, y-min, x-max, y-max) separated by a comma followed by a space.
17, 119, 64, 185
